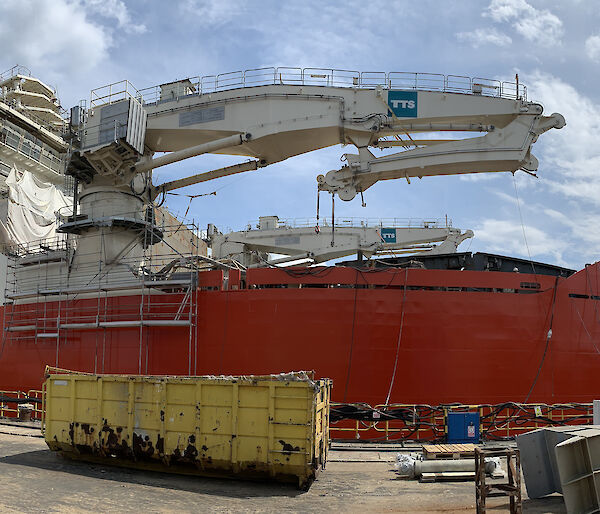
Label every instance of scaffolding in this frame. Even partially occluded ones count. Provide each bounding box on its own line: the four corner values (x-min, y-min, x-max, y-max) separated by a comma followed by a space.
2, 213, 200, 375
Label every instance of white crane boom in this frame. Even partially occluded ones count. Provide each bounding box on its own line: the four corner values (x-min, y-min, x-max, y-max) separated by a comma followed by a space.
61, 68, 564, 281
208, 216, 474, 268
318, 112, 563, 200
71, 69, 564, 205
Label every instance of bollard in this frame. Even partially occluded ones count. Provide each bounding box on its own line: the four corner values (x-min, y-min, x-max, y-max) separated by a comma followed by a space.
18, 403, 34, 422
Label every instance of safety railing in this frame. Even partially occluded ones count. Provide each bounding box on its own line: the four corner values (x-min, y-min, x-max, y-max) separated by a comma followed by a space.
90, 79, 143, 109
330, 403, 446, 442
92, 68, 527, 108
0, 390, 43, 420
0, 118, 66, 175
0, 65, 32, 83
1, 68, 68, 133
329, 402, 593, 442
478, 403, 593, 440
3, 395, 591, 437
27, 390, 44, 420
245, 216, 452, 231
1, 99, 67, 135
3, 234, 69, 259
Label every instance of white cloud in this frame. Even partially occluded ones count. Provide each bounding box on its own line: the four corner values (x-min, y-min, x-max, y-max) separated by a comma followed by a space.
526, 72, 600, 204
486, 0, 528, 22
484, 0, 563, 46
83, 0, 147, 34
181, 0, 246, 25
494, 190, 519, 206
475, 218, 568, 263
0, 0, 110, 73
542, 208, 600, 249
585, 35, 600, 62
460, 173, 503, 182
251, 1, 403, 68
472, 74, 600, 267
456, 28, 512, 48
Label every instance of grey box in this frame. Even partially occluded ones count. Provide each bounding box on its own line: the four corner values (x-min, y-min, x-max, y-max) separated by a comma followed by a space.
517, 426, 600, 499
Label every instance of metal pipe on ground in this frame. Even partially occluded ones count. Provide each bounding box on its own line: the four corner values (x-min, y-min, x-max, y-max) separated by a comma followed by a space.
415, 459, 496, 475
396, 455, 500, 479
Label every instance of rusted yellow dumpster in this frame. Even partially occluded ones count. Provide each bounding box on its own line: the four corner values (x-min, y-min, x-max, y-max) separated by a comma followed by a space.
42, 367, 331, 488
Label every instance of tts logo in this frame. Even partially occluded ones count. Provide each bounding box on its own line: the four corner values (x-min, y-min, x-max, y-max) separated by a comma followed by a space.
381, 228, 397, 243
390, 99, 416, 109
387, 91, 418, 118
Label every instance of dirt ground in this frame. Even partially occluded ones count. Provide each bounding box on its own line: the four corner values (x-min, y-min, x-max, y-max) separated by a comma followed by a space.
0, 425, 566, 513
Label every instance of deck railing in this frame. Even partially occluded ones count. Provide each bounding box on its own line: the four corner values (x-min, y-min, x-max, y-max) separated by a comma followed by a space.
0, 118, 66, 176
0, 65, 32, 83
243, 216, 451, 232
90, 68, 527, 107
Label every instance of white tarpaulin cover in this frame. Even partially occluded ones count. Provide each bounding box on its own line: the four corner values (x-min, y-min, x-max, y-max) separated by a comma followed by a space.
4, 166, 71, 246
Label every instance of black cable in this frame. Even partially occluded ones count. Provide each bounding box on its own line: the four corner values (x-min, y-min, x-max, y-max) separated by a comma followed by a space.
342, 268, 361, 402
0, 395, 42, 404
329, 401, 593, 442
524, 275, 560, 402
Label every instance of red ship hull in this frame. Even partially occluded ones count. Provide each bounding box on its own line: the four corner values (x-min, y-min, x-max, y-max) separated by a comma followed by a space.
2, 263, 600, 406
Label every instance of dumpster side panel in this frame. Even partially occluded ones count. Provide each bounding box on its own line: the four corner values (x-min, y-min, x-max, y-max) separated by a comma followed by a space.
44, 372, 330, 487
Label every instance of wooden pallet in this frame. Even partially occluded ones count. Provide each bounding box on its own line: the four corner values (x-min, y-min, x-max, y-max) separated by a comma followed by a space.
422, 443, 478, 460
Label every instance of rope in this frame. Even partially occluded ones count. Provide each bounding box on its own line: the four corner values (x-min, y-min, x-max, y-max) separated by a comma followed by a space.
512, 174, 536, 275
524, 276, 559, 403
340, 267, 402, 402
466, 233, 474, 252
575, 308, 600, 355
385, 266, 409, 405
168, 191, 216, 233
580, 265, 600, 354
343, 268, 361, 402
218, 280, 231, 375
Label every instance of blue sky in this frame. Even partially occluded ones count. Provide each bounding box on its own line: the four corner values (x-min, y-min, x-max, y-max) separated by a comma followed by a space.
1, 0, 599, 269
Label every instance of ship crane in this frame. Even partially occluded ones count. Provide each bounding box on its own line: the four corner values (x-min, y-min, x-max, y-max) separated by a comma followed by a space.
208, 215, 474, 268
61, 68, 564, 283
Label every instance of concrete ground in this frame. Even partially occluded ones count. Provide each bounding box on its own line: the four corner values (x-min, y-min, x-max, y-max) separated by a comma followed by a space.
0, 423, 566, 513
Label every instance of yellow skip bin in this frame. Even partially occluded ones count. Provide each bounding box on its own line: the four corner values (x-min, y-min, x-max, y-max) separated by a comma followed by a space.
42, 367, 331, 489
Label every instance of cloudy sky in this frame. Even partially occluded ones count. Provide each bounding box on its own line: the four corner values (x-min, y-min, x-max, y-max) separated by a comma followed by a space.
1, 0, 598, 269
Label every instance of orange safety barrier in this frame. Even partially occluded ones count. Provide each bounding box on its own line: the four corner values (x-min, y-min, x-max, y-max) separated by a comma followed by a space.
329, 402, 593, 442
1, 393, 593, 440
0, 389, 43, 420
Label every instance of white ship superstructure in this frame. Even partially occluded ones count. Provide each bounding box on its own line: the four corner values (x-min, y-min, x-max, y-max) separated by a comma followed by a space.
0, 65, 68, 183
0, 66, 72, 302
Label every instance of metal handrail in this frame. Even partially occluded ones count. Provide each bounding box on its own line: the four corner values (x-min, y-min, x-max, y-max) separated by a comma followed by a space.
98, 68, 527, 107
0, 65, 32, 83
0, 118, 66, 175
0, 66, 70, 131
90, 79, 143, 109
329, 402, 592, 442
243, 217, 452, 231
0, 96, 68, 134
